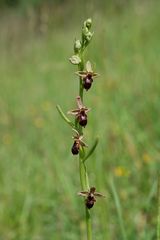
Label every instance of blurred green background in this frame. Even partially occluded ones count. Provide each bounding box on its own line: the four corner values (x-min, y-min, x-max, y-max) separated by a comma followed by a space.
0, 0, 160, 239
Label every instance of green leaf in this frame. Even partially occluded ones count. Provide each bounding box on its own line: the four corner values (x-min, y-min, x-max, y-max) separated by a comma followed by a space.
69, 55, 81, 65
83, 137, 99, 162
56, 105, 74, 128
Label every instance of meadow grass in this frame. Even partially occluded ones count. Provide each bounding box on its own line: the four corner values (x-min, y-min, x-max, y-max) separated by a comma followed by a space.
0, 1, 160, 239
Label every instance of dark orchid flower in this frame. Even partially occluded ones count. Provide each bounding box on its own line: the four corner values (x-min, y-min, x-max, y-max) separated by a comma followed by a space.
71, 129, 88, 155
68, 96, 90, 127
76, 61, 99, 91
78, 187, 104, 209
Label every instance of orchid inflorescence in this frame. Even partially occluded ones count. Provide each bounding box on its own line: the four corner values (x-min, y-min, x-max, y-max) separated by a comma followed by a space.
57, 18, 103, 240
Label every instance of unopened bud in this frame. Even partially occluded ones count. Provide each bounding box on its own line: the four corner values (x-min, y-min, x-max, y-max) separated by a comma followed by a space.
74, 40, 81, 54
85, 18, 92, 29
85, 31, 93, 42
82, 26, 89, 36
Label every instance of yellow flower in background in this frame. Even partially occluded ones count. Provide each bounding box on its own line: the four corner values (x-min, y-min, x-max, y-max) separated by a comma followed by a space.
113, 166, 130, 177
142, 153, 152, 164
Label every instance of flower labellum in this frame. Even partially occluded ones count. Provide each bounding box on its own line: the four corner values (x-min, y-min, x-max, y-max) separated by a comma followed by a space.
78, 110, 87, 126
83, 73, 93, 91
71, 141, 79, 155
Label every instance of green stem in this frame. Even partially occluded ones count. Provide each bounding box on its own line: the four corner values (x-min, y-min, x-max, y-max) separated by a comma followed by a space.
86, 208, 92, 240
79, 52, 84, 100
79, 156, 86, 190
79, 154, 92, 240
78, 51, 92, 240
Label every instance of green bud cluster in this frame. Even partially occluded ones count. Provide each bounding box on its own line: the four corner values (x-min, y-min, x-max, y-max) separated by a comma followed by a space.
69, 18, 94, 66
82, 18, 94, 49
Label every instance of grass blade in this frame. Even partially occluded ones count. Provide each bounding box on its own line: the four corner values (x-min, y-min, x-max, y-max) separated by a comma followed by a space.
109, 177, 127, 240
157, 175, 160, 240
